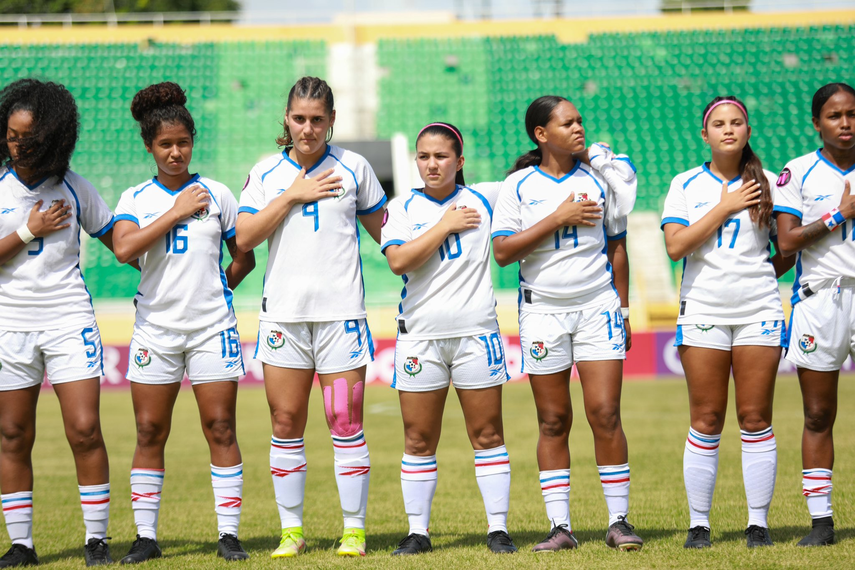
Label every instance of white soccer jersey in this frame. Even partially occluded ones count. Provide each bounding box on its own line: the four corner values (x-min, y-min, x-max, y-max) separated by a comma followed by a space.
661, 165, 784, 324
380, 183, 500, 340
491, 163, 628, 312
239, 145, 386, 323
114, 174, 238, 333
0, 168, 113, 331
773, 149, 855, 304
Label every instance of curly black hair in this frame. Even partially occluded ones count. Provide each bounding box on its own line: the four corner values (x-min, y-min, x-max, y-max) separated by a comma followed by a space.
0, 78, 80, 182
130, 82, 196, 147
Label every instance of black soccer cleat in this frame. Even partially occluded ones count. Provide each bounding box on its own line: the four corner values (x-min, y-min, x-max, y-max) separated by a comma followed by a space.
84, 538, 113, 566
0, 544, 39, 568
391, 533, 432, 556
744, 525, 773, 548
119, 535, 162, 564
217, 534, 249, 561
486, 530, 517, 554
797, 517, 835, 547
684, 526, 711, 549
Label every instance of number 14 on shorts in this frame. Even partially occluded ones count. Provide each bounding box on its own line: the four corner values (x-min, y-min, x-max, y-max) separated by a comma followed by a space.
602, 310, 625, 348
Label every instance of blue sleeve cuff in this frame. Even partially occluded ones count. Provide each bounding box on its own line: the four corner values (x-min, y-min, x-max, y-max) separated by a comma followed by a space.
607, 230, 627, 241
491, 230, 515, 239
380, 239, 406, 254
89, 217, 115, 238
660, 217, 689, 229
113, 214, 139, 227
614, 156, 637, 173
238, 206, 259, 215
357, 195, 387, 216
223, 227, 236, 240
773, 205, 802, 220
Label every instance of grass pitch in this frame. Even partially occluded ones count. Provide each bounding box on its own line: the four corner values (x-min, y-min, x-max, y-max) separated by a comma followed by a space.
20, 375, 855, 568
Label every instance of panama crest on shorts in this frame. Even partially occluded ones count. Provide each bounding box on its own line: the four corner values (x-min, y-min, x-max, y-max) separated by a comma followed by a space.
696, 324, 715, 331
798, 333, 817, 354
267, 330, 285, 349
404, 356, 422, 376
530, 341, 548, 361
134, 348, 152, 368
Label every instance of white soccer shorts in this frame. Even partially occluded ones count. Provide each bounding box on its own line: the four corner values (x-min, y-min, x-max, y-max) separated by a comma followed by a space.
675, 320, 787, 350
255, 319, 373, 374
787, 286, 855, 372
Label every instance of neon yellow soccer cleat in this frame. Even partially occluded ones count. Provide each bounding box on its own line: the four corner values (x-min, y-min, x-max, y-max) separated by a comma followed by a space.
337, 528, 366, 557
271, 527, 306, 558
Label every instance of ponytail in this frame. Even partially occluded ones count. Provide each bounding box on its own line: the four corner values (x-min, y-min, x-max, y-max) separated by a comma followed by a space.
508, 149, 542, 175
741, 142, 772, 229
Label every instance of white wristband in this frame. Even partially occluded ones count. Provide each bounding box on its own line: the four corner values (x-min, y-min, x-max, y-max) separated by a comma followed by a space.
16, 224, 35, 244
620, 307, 630, 319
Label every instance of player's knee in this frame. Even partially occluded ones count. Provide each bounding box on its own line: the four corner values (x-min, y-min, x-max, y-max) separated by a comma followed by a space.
66, 418, 103, 454
472, 430, 503, 450
737, 410, 770, 433
135, 417, 169, 449
587, 404, 621, 435
403, 433, 435, 456
324, 378, 364, 438
803, 405, 834, 433
0, 422, 34, 456
539, 411, 571, 439
692, 410, 725, 435
205, 417, 236, 449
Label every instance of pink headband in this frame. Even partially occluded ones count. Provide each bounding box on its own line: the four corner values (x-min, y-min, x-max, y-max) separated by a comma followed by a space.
703, 100, 749, 127
418, 123, 463, 150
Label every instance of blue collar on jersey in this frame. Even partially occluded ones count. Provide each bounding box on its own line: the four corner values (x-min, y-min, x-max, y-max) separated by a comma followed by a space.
816, 148, 855, 175
281, 145, 332, 175
152, 173, 201, 195
8, 167, 49, 191
702, 163, 741, 185
411, 185, 461, 205
533, 160, 581, 183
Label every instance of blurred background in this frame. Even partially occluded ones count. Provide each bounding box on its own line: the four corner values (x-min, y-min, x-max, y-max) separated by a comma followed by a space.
1, 0, 853, 380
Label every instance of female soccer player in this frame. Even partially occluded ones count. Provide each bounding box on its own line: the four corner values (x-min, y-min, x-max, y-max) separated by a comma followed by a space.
381, 122, 515, 555
0, 79, 115, 567
111, 82, 255, 563
661, 95, 792, 549
774, 82, 855, 547
235, 76, 386, 558
491, 95, 640, 552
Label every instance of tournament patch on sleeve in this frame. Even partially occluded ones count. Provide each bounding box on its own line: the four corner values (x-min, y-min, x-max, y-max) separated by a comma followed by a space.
776, 168, 791, 187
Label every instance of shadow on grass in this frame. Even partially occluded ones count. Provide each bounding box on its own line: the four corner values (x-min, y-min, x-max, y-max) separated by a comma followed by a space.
719, 524, 853, 545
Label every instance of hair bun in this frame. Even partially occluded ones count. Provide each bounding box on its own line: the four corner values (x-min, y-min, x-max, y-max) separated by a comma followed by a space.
131, 82, 187, 122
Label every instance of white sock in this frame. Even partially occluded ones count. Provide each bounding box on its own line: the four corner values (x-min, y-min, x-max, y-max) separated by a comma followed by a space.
599, 463, 630, 526
684, 428, 720, 529
211, 464, 243, 537
540, 469, 571, 529
1, 492, 33, 549
474, 446, 511, 534
400, 454, 437, 537
130, 469, 164, 540
741, 427, 777, 528
270, 436, 307, 529
802, 468, 833, 519
79, 483, 110, 542
332, 431, 370, 529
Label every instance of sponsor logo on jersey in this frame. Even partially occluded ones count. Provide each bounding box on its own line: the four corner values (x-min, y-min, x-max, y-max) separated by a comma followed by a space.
776, 168, 791, 187
530, 341, 548, 361
813, 194, 832, 201
412, 223, 428, 230
404, 356, 422, 376
267, 330, 285, 349
143, 212, 161, 219
0, 207, 15, 214
695, 324, 715, 331
192, 206, 210, 221
134, 348, 152, 368
381, 209, 389, 228
694, 202, 710, 209
799, 334, 817, 353
574, 193, 589, 203
528, 199, 546, 206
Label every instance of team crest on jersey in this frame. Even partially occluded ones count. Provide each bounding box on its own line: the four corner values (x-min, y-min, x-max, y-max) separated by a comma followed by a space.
134, 348, 152, 368
404, 356, 422, 376
776, 168, 792, 187
530, 341, 548, 361
695, 324, 715, 331
574, 193, 589, 202
267, 330, 285, 349
799, 334, 817, 353
334, 186, 347, 200
192, 206, 209, 221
